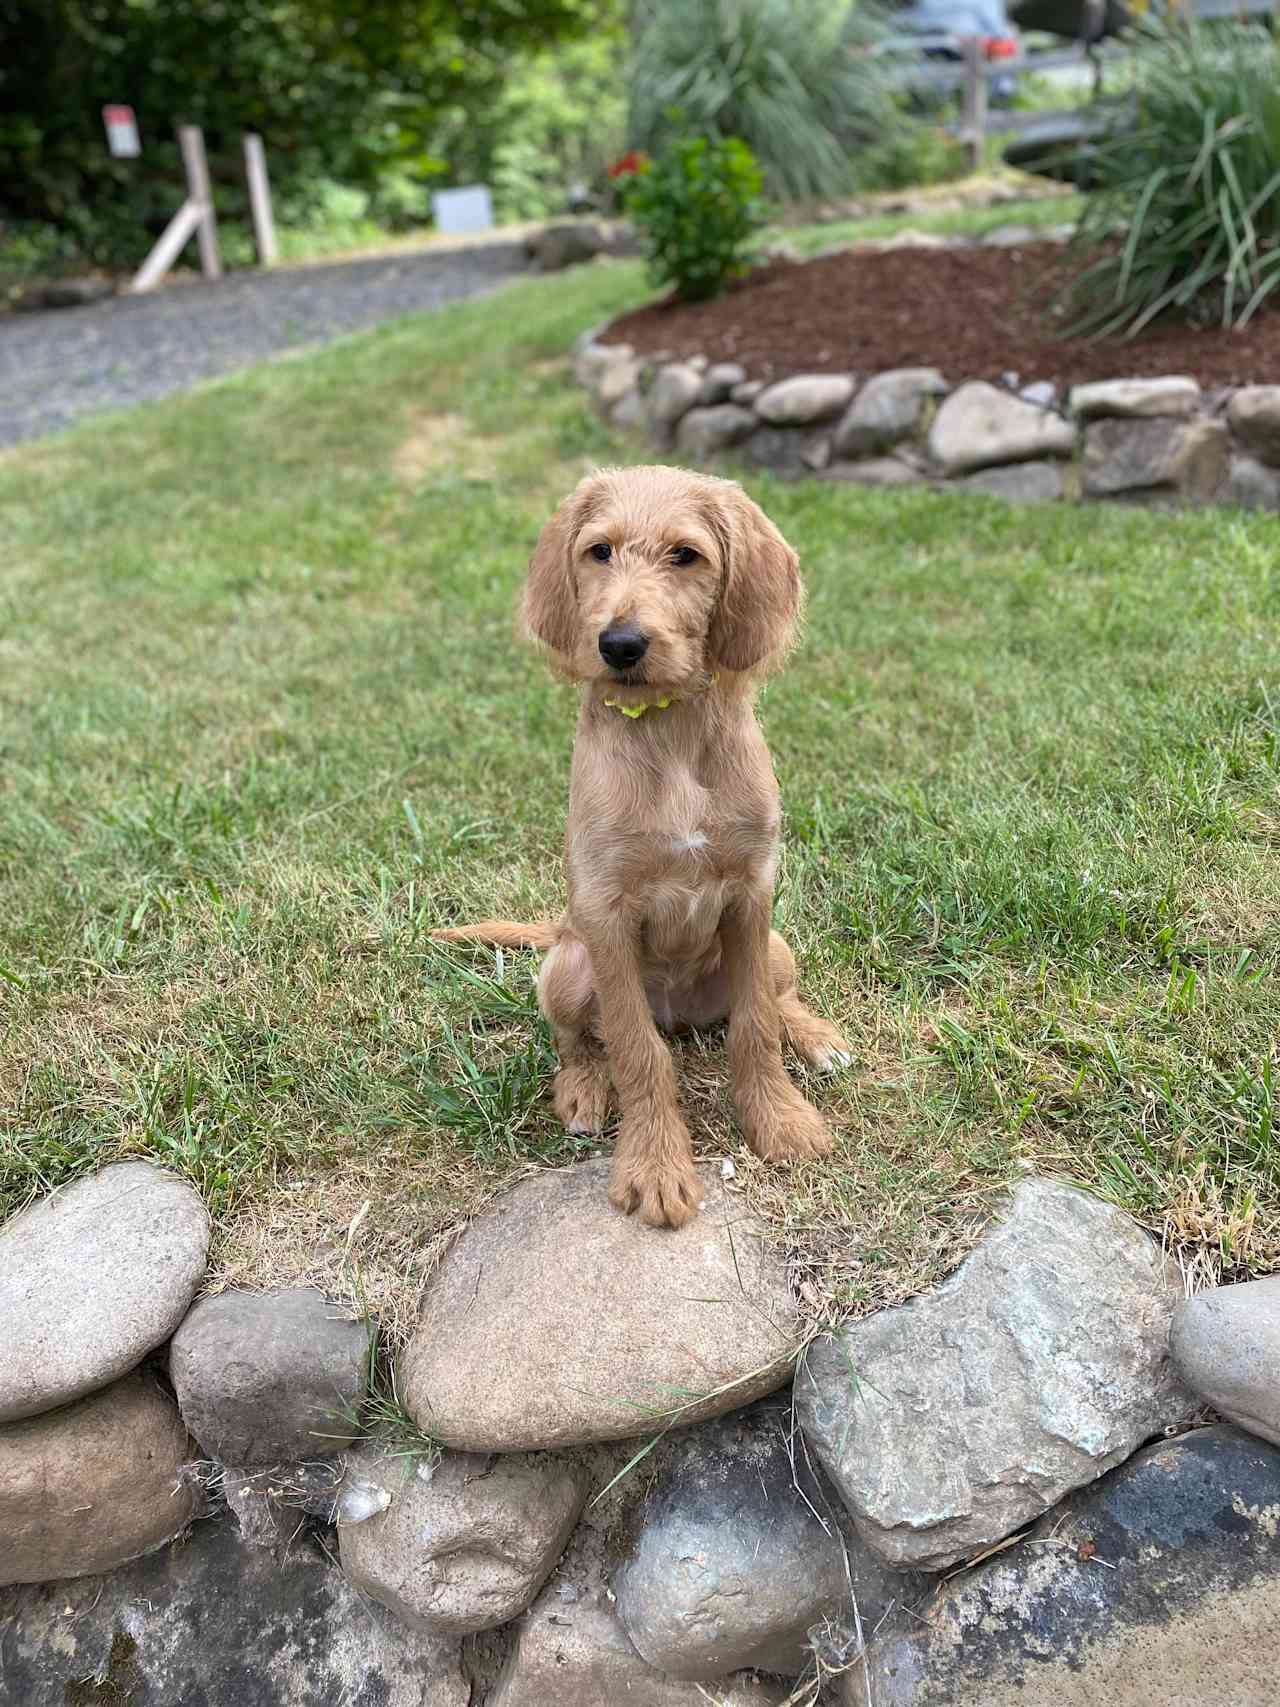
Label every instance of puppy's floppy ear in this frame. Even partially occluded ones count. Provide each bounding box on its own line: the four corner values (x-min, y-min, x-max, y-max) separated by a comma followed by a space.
707, 483, 802, 674
522, 475, 604, 658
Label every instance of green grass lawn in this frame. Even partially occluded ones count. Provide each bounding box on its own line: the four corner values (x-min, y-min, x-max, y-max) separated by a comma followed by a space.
2, 236, 1277, 1335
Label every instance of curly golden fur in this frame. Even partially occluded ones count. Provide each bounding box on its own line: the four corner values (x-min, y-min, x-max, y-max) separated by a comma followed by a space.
436, 465, 850, 1228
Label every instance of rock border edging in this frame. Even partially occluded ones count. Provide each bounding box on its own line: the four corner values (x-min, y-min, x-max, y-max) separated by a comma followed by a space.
575, 328, 1280, 512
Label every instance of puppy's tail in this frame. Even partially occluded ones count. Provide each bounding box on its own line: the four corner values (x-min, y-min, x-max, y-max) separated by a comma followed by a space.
432, 920, 559, 950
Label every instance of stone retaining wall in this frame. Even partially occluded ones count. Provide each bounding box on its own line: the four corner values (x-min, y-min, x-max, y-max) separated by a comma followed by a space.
4, 1159, 1280, 1704
576, 332, 1280, 512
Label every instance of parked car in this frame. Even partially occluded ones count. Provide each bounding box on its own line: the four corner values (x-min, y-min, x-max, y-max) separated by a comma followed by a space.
889, 0, 1023, 103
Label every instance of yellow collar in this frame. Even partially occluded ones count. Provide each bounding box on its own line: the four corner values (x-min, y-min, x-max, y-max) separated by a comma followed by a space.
602, 674, 717, 719
603, 690, 676, 718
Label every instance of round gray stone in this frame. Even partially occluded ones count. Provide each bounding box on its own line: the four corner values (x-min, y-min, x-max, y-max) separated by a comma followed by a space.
1222, 453, 1280, 511
493, 1584, 787, 1707
0, 1162, 209, 1423
697, 362, 748, 406
1227, 385, 1280, 466
1083, 418, 1229, 500
819, 457, 926, 487
754, 374, 854, 426
399, 1160, 799, 1452
832, 368, 946, 458
0, 1372, 197, 1586
953, 461, 1065, 503
339, 1444, 588, 1634
170, 1286, 369, 1466
1170, 1276, 1280, 1447
928, 381, 1077, 475
675, 404, 758, 460
649, 363, 704, 428
614, 1399, 922, 1680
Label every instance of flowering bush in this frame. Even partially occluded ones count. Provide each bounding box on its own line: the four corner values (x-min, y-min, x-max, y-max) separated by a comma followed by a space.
622, 134, 765, 302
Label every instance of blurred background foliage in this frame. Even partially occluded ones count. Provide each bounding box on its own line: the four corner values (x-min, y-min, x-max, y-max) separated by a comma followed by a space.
0, 0, 1101, 276
0, 0, 619, 267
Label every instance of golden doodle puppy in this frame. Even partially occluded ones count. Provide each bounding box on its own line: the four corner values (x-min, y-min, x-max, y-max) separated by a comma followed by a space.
437, 464, 850, 1228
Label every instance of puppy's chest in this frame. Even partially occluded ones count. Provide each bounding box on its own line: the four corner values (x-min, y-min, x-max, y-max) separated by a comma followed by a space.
588, 770, 776, 889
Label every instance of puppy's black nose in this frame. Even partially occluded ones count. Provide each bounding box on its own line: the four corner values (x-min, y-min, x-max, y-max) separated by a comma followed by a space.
599, 625, 649, 669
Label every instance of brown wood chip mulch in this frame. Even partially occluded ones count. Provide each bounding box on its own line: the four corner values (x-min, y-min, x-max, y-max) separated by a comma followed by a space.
602, 243, 1280, 390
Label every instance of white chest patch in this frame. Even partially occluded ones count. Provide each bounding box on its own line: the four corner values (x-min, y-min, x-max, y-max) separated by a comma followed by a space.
671, 831, 710, 854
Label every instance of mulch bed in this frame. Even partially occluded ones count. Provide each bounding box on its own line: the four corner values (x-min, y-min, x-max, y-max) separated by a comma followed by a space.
602, 243, 1280, 390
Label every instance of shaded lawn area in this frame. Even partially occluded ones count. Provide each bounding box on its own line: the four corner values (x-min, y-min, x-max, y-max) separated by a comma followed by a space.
2, 250, 1278, 1337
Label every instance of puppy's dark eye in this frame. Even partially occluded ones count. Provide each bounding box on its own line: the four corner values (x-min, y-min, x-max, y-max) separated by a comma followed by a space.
588, 542, 612, 563
671, 545, 698, 566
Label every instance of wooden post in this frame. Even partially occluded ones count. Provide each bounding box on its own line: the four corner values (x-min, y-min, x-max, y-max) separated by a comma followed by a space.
178, 124, 221, 280
130, 124, 222, 292
130, 201, 205, 293
243, 133, 278, 266
960, 38, 989, 174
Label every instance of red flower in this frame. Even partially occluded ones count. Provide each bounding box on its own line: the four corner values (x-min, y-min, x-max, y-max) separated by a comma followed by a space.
608, 150, 648, 181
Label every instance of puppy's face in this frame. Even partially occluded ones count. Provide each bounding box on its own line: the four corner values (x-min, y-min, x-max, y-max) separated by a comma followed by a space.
522, 466, 801, 701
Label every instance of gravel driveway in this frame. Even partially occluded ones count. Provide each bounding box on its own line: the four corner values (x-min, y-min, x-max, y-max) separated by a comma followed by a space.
0, 236, 529, 449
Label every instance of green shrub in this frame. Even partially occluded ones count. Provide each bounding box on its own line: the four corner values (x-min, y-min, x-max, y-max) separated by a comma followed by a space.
622, 133, 766, 301
629, 0, 897, 203
1062, 17, 1280, 338
854, 123, 969, 193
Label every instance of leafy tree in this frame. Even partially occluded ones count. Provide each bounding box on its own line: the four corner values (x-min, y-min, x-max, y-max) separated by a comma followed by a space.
0, 0, 610, 264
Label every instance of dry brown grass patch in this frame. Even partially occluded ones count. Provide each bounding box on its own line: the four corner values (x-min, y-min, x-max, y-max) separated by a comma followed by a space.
392, 410, 502, 485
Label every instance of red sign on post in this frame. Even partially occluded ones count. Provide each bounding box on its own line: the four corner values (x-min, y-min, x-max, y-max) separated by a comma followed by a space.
103, 105, 141, 158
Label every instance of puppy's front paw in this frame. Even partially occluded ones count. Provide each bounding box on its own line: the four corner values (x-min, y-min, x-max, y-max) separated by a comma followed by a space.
739, 1078, 834, 1163
609, 1119, 703, 1229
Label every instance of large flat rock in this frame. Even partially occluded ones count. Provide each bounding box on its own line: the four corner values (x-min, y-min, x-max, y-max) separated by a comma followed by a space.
400, 1161, 799, 1451
0, 1519, 467, 1706
797, 1177, 1194, 1570
0, 1161, 209, 1422
928, 381, 1076, 475
1069, 376, 1200, 419
1082, 417, 1229, 499
1, 1372, 197, 1586
849, 1426, 1280, 1706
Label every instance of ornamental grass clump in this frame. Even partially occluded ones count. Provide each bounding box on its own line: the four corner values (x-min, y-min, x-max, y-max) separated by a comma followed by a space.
1063, 17, 1280, 338
628, 0, 897, 203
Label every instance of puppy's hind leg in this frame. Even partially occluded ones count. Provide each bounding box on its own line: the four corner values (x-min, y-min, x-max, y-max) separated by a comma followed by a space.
770, 931, 853, 1073
538, 936, 611, 1135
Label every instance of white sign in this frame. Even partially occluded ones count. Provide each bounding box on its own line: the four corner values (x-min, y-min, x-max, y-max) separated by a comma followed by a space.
432, 184, 494, 236
103, 105, 141, 159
